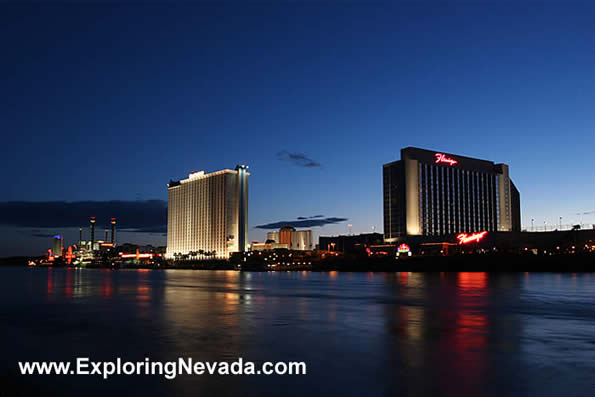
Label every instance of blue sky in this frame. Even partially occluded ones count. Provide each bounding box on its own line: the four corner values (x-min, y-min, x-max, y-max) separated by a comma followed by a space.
2, 1, 595, 256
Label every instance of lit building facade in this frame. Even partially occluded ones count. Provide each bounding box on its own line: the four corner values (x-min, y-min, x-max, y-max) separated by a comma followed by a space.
166, 166, 249, 259
267, 226, 313, 251
383, 147, 520, 242
250, 242, 289, 251
52, 235, 63, 258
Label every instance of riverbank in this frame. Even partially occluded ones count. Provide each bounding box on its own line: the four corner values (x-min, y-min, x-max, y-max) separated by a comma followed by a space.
3, 253, 595, 272
313, 253, 595, 272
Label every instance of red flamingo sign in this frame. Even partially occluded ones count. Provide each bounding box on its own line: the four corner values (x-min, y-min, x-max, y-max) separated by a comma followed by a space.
457, 231, 488, 244
435, 153, 458, 166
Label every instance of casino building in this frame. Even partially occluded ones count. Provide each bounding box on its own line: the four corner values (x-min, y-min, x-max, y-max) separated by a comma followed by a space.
166, 166, 249, 259
267, 226, 313, 251
383, 147, 520, 242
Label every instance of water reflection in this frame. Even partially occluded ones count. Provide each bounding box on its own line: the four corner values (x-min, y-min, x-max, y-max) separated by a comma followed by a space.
454, 273, 489, 351
381, 272, 531, 395
64, 269, 73, 298
457, 271, 488, 291
2, 269, 594, 396
46, 268, 53, 296
452, 273, 489, 394
100, 270, 113, 298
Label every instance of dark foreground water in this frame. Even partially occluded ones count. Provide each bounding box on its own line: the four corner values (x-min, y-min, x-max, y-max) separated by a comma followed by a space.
1, 268, 595, 396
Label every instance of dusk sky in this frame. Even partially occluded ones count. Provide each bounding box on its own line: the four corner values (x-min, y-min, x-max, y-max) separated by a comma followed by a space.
2, 1, 595, 256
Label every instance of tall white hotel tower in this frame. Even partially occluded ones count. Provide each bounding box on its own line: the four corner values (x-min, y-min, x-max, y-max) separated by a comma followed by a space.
166, 166, 249, 259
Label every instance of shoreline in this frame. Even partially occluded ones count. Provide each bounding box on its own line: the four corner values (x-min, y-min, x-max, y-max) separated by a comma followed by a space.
2, 253, 594, 272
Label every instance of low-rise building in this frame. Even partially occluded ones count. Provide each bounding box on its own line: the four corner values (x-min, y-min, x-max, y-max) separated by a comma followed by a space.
267, 226, 313, 251
251, 242, 289, 251
319, 232, 384, 253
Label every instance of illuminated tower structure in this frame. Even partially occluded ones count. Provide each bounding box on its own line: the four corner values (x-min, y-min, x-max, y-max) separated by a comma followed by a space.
52, 235, 63, 258
90, 216, 96, 250
111, 218, 116, 245
166, 165, 249, 259
383, 147, 520, 242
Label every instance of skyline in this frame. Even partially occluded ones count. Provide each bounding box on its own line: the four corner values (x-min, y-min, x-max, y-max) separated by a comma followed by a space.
3, 1, 595, 256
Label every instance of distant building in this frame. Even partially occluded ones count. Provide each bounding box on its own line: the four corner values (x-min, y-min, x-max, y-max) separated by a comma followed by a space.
267, 226, 313, 250
250, 242, 289, 251
52, 235, 63, 257
166, 166, 249, 259
318, 232, 384, 253
383, 147, 521, 242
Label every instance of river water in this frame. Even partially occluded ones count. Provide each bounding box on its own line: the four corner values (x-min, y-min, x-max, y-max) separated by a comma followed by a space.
1, 268, 594, 396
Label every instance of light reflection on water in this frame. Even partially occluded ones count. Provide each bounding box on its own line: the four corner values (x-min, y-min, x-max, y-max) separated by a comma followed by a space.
1, 268, 595, 396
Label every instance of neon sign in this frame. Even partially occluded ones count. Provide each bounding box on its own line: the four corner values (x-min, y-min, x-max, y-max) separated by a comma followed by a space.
398, 243, 410, 253
457, 231, 487, 244
435, 153, 458, 166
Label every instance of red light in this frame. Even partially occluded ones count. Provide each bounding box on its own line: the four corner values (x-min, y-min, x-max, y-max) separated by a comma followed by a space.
398, 243, 410, 253
435, 153, 458, 166
457, 231, 488, 244
120, 253, 154, 259
65, 246, 74, 264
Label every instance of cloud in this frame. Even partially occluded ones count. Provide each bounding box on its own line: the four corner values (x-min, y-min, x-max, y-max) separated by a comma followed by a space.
254, 217, 348, 229
276, 150, 321, 168
297, 215, 325, 220
0, 200, 167, 234
31, 232, 58, 238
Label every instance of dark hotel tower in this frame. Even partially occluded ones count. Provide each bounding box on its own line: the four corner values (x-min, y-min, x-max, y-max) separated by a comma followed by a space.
236, 165, 249, 252
510, 183, 521, 233
383, 147, 521, 243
